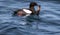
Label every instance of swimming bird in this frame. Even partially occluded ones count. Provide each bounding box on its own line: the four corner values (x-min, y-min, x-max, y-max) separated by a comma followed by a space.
13, 2, 41, 16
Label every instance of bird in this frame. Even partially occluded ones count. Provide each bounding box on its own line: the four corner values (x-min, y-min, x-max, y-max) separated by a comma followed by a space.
13, 2, 41, 17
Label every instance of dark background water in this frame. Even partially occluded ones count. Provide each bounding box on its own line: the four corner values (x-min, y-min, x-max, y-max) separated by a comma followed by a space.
0, 0, 60, 35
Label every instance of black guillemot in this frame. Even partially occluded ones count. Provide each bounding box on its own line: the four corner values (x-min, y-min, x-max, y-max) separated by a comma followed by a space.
13, 2, 41, 16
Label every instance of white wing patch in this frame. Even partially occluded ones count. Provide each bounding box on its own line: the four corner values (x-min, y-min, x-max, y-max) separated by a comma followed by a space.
23, 9, 32, 13
23, 9, 32, 17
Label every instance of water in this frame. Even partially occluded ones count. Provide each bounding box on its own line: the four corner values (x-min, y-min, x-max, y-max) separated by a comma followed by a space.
0, 0, 60, 35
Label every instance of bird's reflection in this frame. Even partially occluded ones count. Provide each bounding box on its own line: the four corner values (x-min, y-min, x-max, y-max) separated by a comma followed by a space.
25, 15, 40, 26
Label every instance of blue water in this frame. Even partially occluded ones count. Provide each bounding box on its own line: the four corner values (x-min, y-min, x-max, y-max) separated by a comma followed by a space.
0, 0, 60, 35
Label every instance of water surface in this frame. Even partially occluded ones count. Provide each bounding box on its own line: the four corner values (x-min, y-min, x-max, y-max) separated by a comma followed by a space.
0, 0, 60, 35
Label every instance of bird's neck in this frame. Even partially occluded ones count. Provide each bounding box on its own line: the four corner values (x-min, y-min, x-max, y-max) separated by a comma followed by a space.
29, 6, 36, 14
30, 6, 35, 11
